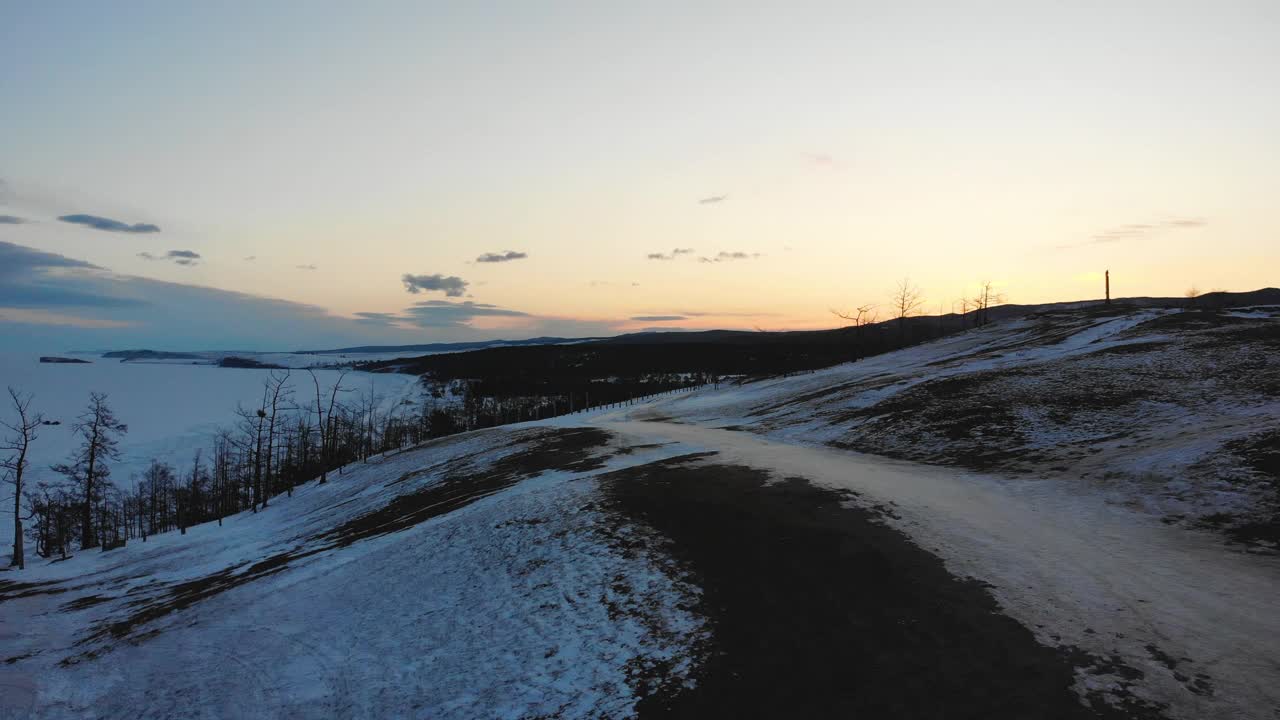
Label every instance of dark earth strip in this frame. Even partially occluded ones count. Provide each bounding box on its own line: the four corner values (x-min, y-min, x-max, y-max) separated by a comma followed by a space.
324, 426, 612, 547
602, 454, 1165, 719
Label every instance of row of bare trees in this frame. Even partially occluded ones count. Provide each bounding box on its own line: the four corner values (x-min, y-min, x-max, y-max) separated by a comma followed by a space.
5, 365, 704, 567
2, 388, 42, 569
834, 278, 1008, 355
5, 368, 417, 564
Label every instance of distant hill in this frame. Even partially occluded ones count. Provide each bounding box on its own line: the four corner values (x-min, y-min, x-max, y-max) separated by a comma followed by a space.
295, 336, 599, 355
604, 289, 1280, 347
107, 289, 1280, 363
217, 356, 287, 370
102, 349, 204, 361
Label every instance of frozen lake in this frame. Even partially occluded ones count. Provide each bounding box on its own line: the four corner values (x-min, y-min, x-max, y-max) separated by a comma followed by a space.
0, 352, 418, 544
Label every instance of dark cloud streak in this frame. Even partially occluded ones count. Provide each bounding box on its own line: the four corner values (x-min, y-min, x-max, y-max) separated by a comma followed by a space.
402, 273, 468, 297
139, 249, 202, 266
58, 214, 160, 234
475, 250, 528, 263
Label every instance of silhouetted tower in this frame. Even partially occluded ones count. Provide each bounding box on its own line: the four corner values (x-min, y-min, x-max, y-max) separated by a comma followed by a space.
1105, 270, 1111, 305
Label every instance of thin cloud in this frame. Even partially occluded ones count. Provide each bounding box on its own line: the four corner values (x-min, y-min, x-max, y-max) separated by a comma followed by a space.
402, 300, 529, 328
0, 215, 28, 224
0, 307, 132, 329
58, 213, 160, 234
402, 273, 468, 297
631, 315, 686, 322
2, 241, 102, 275
0, 240, 438, 350
646, 247, 696, 261
343, 300, 534, 329
1059, 217, 1208, 249
698, 251, 760, 263
353, 311, 402, 326
475, 250, 528, 263
698, 195, 727, 205
1, 241, 141, 309
802, 152, 836, 167
140, 249, 202, 266
677, 309, 774, 318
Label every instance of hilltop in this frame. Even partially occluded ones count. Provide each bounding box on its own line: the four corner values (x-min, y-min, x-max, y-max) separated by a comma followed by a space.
4, 297, 1279, 719
648, 302, 1280, 548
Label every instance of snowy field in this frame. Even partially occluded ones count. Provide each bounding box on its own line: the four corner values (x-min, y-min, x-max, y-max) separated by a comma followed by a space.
5, 307, 1279, 718
0, 351, 417, 543
0, 426, 705, 719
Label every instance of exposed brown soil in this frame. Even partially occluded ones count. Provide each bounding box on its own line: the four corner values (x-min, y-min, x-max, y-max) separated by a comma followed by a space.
60, 593, 114, 612
323, 426, 611, 547
0, 578, 71, 604
603, 454, 1165, 720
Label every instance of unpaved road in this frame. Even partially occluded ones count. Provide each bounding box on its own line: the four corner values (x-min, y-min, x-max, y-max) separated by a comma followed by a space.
590, 412, 1280, 720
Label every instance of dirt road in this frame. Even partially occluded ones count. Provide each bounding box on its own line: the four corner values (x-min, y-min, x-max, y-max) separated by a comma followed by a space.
592, 413, 1280, 719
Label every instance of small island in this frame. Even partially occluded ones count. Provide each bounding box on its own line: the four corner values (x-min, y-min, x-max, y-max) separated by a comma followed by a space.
39, 356, 92, 364
103, 349, 204, 362
217, 356, 287, 370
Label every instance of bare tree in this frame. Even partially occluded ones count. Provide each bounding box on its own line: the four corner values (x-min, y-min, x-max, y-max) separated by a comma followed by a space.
832, 303, 879, 359
211, 428, 236, 522
832, 303, 877, 327
52, 392, 127, 551
233, 393, 268, 512
358, 376, 384, 461
956, 297, 973, 327
2, 387, 43, 569
971, 280, 1006, 328
307, 368, 351, 484
1185, 286, 1200, 308
261, 370, 292, 507
890, 278, 925, 341
178, 449, 203, 535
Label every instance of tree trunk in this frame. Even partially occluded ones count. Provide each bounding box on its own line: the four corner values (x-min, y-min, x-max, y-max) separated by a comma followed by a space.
12, 518, 23, 569
81, 470, 94, 550
10, 451, 23, 568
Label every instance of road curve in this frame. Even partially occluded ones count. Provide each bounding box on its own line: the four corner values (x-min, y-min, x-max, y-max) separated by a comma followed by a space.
589, 412, 1280, 720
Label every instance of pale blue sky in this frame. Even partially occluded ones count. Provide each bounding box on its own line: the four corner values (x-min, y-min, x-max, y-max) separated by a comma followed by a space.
2, 1, 1277, 350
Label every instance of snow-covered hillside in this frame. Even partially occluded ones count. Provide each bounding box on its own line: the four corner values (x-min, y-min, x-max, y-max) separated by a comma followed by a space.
4, 305, 1278, 719
0, 427, 706, 719
646, 304, 1280, 548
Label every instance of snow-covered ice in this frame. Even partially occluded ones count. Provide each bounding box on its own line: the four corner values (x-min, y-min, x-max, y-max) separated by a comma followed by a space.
0, 351, 417, 562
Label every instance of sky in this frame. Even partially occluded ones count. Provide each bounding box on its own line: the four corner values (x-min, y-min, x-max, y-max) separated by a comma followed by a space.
2, 1, 1277, 351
